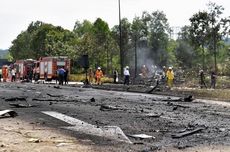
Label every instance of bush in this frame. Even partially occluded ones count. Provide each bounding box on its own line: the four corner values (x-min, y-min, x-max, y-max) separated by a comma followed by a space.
69, 74, 85, 82
69, 74, 113, 83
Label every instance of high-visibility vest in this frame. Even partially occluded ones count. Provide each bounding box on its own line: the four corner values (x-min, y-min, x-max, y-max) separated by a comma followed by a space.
166, 70, 174, 80
95, 70, 103, 78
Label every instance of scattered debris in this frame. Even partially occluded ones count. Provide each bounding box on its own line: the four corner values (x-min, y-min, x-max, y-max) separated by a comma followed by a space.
219, 128, 226, 132
140, 146, 161, 152
82, 84, 92, 88
171, 128, 204, 138
146, 80, 159, 93
145, 113, 162, 118
56, 143, 71, 147
140, 109, 144, 113
90, 98, 96, 102
133, 142, 144, 145
43, 111, 132, 143
9, 103, 35, 108
167, 102, 189, 109
174, 142, 192, 149
0, 144, 6, 148
162, 95, 194, 102
28, 138, 41, 143
128, 134, 155, 139
33, 98, 78, 103
54, 86, 61, 89
5, 97, 27, 102
47, 93, 62, 98
183, 95, 194, 102
0, 109, 18, 117
100, 105, 119, 111
173, 106, 178, 111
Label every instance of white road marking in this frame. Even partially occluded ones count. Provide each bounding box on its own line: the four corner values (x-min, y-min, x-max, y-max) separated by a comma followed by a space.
42, 111, 132, 143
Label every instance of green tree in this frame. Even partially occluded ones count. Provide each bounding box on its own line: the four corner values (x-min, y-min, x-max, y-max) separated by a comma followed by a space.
131, 16, 146, 77
142, 11, 170, 66
189, 11, 210, 71
175, 41, 195, 68
92, 18, 110, 71
206, 2, 230, 72
10, 21, 75, 60
112, 18, 131, 74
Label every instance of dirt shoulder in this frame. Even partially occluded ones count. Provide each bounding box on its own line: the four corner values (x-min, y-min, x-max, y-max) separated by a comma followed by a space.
0, 117, 95, 152
92, 83, 230, 102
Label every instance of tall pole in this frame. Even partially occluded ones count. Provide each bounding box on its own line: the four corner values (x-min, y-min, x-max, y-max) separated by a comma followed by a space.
118, 0, 123, 76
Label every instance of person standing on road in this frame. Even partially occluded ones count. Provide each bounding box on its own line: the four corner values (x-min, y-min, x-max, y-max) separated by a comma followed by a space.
124, 66, 130, 85
95, 67, 103, 85
11, 68, 16, 82
210, 70, 217, 89
64, 67, 69, 85
166, 67, 174, 88
56, 69, 59, 84
58, 67, 65, 85
140, 65, 148, 78
199, 70, 207, 88
113, 69, 118, 84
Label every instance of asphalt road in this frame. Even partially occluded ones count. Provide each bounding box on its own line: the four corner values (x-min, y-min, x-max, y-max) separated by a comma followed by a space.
0, 82, 230, 152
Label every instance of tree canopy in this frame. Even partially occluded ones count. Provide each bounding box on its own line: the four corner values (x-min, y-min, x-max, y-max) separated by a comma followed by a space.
9, 3, 230, 75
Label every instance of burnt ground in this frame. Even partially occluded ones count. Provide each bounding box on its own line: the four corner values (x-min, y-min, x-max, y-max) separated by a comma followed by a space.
0, 82, 230, 151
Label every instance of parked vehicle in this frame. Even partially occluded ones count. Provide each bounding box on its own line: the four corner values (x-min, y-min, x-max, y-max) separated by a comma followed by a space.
15, 59, 35, 81
34, 56, 70, 81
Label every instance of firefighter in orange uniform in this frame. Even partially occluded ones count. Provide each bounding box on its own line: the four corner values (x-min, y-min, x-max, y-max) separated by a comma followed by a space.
2, 66, 8, 82
95, 67, 103, 85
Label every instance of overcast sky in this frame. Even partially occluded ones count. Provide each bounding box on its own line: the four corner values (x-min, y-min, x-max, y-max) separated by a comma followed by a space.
0, 0, 230, 49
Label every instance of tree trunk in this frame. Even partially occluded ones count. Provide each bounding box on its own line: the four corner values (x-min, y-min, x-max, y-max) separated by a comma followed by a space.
213, 31, 217, 73
202, 44, 205, 71
134, 37, 137, 79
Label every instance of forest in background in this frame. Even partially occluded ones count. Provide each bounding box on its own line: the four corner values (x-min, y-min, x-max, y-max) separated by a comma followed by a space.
8, 2, 230, 76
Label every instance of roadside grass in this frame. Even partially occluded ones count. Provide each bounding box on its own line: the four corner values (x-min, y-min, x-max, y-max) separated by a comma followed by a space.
69, 73, 230, 101
174, 76, 230, 101
69, 74, 113, 83
173, 87, 230, 101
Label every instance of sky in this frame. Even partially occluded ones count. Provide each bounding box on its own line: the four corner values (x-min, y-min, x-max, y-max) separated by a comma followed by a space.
0, 0, 230, 49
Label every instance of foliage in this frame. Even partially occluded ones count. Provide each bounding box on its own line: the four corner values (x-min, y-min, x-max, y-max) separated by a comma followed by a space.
175, 40, 196, 68
69, 74, 113, 83
142, 11, 170, 66
8, 5, 230, 81
188, 2, 230, 72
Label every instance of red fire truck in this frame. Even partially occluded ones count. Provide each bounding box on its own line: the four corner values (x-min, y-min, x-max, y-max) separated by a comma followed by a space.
34, 56, 70, 81
15, 59, 36, 80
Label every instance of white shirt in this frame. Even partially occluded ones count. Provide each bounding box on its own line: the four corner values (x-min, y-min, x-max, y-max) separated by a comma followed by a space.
124, 69, 130, 76
11, 69, 16, 76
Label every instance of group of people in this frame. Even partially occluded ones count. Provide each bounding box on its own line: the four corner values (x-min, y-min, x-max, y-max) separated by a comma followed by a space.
87, 66, 128, 85
85, 65, 219, 89
57, 67, 69, 85
2, 66, 17, 82
88, 67, 104, 85
199, 69, 217, 89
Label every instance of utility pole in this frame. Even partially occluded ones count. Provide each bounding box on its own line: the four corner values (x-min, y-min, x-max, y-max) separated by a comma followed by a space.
134, 35, 137, 79
118, 0, 123, 76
